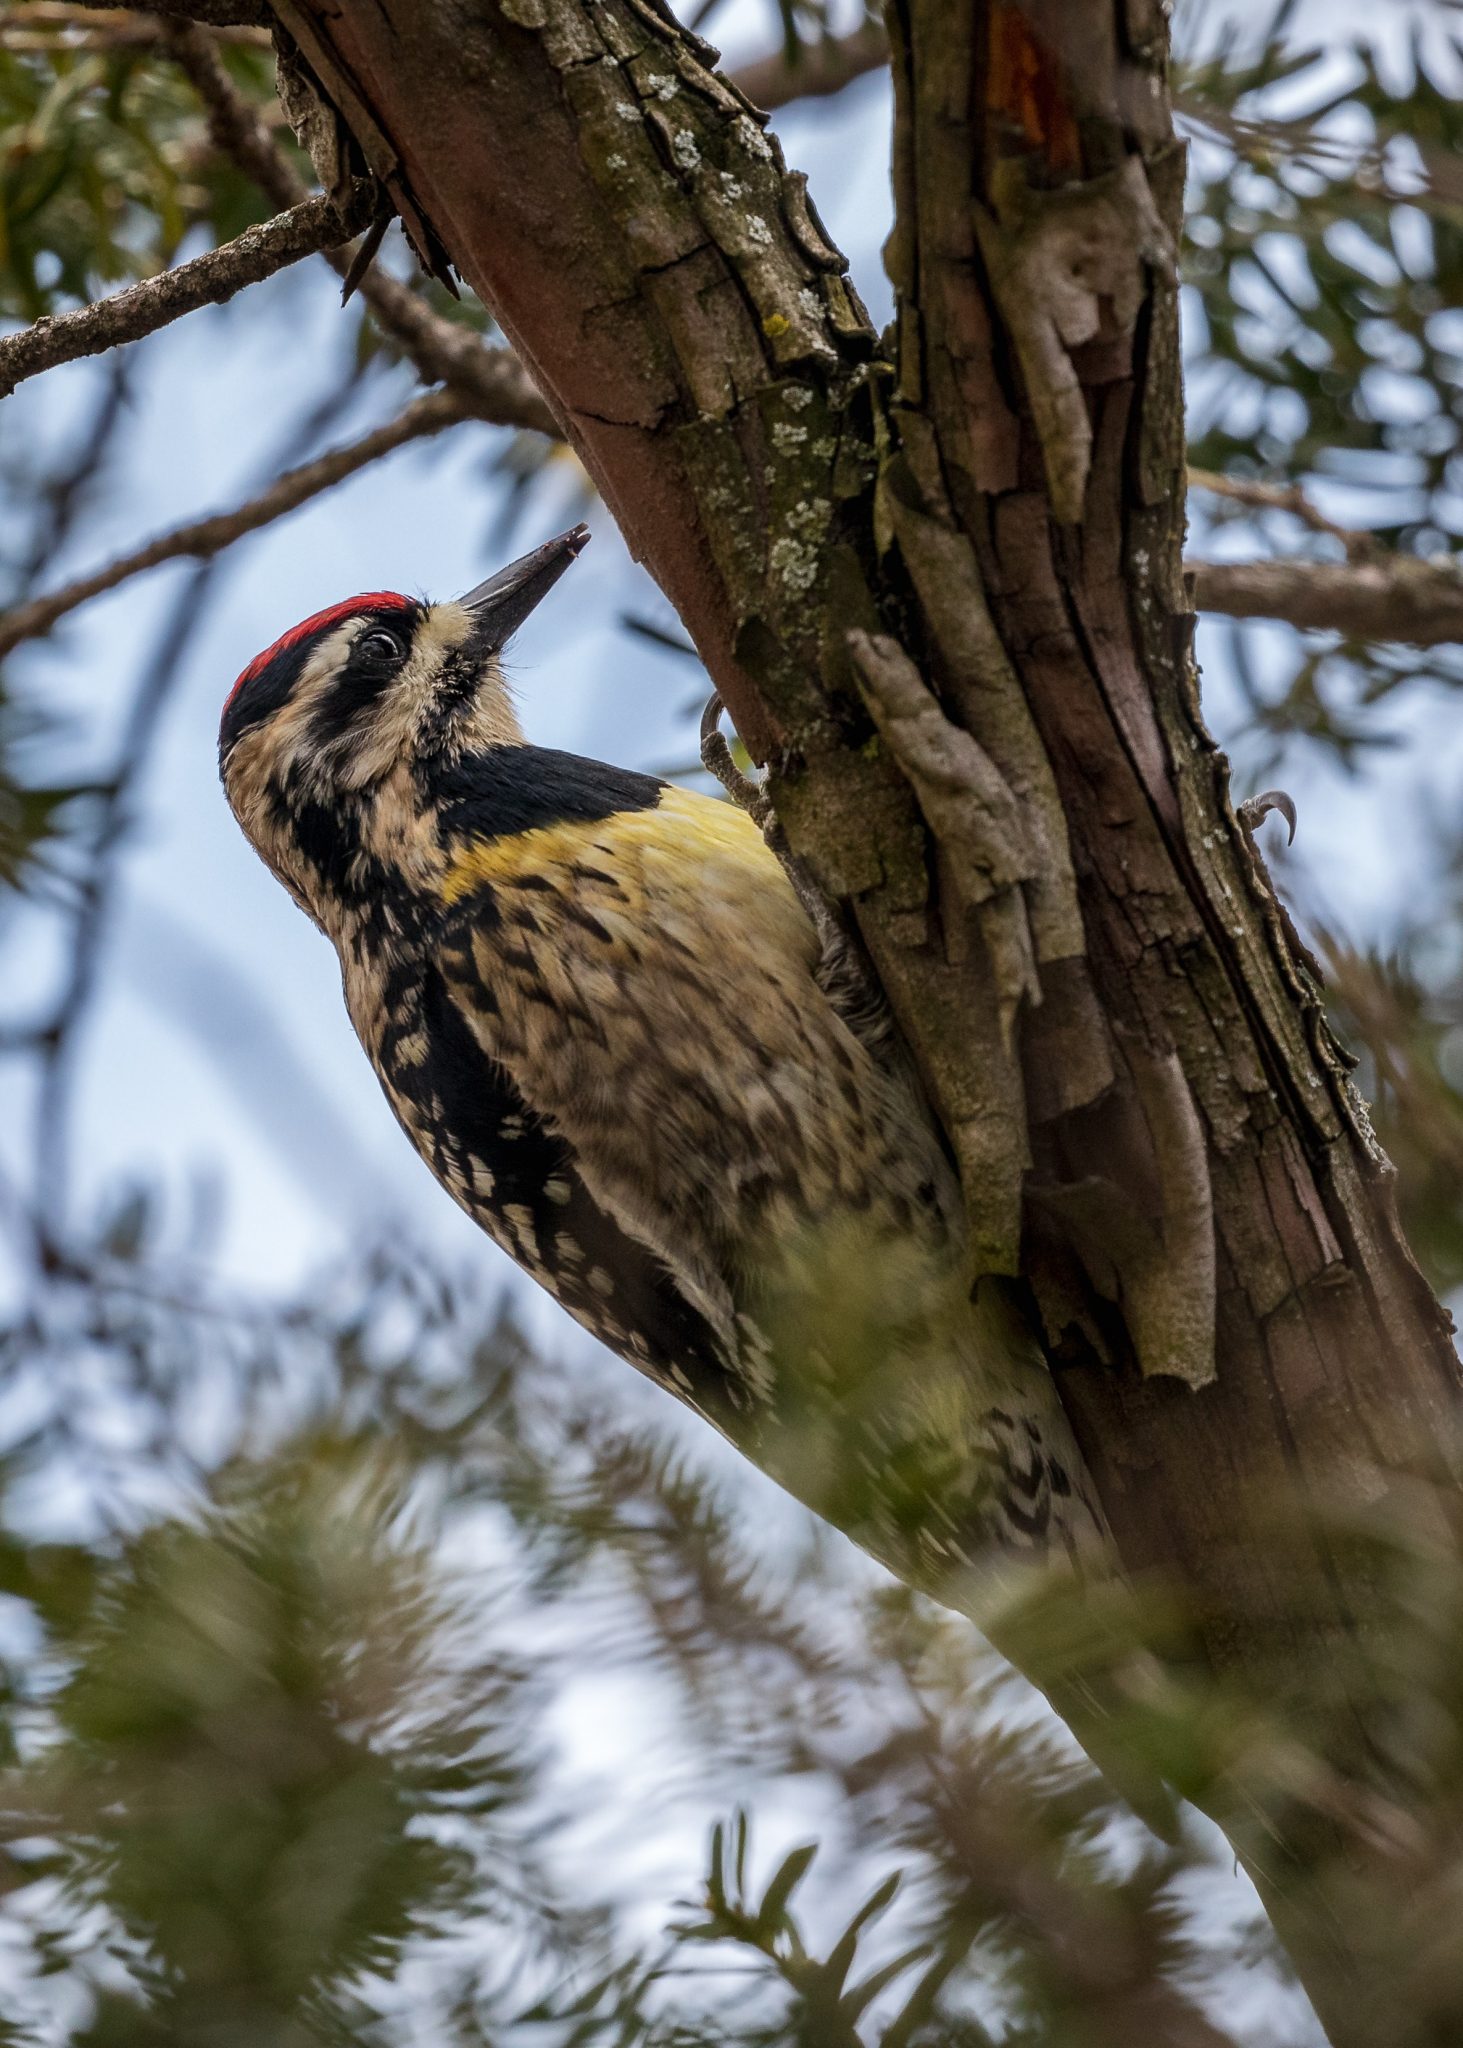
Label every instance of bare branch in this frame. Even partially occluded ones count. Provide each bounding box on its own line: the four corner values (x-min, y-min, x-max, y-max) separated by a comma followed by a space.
1176, 87, 1463, 214
0, 4, 268, 47
0, 388, 465, 658
1189, 467, 1372, 562
44, 0, 267, 24
731, 20, 888, 112
1187, 474, 1463, 645
1188, 555, 1463, 648
160, 20, 561, 437
0, 190, 372, 399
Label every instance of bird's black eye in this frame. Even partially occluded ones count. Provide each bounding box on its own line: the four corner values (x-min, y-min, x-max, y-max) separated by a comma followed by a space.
357, 625, 406, 664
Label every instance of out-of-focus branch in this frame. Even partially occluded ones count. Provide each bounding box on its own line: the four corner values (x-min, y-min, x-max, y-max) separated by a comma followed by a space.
730, 19, 888, 111
46, 0, 267, 24
1188, 466, 1373, 562
1187, 471, 1463, 645
160, 20, 561, 437
0, 388, 465, 658
159, 18, 310, 210
1176, 88, 1463, 213
1188, 555, 1463, 648
0, 189, 371, 398
28, 568, 220, 1242
10, 355, 130, 601
0, 3, 267, 47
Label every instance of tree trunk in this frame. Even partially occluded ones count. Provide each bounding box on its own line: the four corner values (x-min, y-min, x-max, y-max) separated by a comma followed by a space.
272, 2, 1461, 2036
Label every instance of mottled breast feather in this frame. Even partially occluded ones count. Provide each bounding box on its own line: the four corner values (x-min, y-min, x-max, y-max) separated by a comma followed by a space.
373, 952, 747, 1435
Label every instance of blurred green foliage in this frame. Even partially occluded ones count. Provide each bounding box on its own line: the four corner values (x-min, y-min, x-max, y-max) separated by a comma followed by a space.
0, 15, 494, 369
0, 26, 281, 321
1183, 4, 1463, 543
0, 1251, 1295, 2046
3, 1233, 1463, 2044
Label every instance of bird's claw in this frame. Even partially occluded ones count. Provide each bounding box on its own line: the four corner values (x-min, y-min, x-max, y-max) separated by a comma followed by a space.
1237, 787, 1297, 846
700, 692, 838, 931
700, 692, 773, 827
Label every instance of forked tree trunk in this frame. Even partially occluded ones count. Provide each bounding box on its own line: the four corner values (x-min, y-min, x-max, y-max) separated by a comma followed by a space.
270, 2, 1461, 2037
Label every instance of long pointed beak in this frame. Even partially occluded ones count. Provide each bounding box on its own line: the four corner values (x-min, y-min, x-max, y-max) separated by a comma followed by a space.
459, 523, 591, 652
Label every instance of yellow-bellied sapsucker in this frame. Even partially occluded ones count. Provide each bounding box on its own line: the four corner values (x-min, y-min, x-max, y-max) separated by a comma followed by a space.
218, 527, 1106, 1578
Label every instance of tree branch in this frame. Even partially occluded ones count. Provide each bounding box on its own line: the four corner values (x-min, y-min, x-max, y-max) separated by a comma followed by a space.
48, 0, 267, 23
0, 3, 267, 47
1189, 555, 1463, 647
159, 19, 560, 436
0, 388, 465, 657
1186, 466, 1463, 643
151, 19, 1463, 661
1188, 465, 1373, 560
731, 20, 888, 111
0, 189, 371, 399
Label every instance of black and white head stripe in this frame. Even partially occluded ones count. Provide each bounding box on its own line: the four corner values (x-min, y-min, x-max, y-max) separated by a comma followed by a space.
219, 592, 422, 755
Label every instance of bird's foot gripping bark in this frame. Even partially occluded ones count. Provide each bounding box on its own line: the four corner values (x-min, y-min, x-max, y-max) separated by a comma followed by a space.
699, 691, 811, 909
700, 693, 892, 1057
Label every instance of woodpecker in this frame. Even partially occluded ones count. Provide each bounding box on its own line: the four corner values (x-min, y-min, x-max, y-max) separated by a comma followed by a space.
218, 527, 1106, 1578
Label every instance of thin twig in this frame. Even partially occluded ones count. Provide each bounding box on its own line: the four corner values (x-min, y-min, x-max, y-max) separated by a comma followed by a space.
0, 3, 267, 47
1176, 90, 1463, 214
0, 189, 372, 399
731, 20, 888, 111
47, 0, 267, 24
1188, 467, 1372, 563
11, 353, 130, 599
0, 388, 465, 657
159, 20, 561, 436
1187, 554, 1463, 649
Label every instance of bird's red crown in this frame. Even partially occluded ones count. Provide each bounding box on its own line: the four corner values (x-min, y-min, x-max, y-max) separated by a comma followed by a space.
224, 591, 416, 716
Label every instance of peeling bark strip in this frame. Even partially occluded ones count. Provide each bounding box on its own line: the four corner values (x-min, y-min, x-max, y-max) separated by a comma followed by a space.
973, 152, 1175, 526
283, 4, 1462, 2035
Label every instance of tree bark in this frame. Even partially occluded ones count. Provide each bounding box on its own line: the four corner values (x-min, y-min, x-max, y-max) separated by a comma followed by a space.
271, 2, 1461, 2038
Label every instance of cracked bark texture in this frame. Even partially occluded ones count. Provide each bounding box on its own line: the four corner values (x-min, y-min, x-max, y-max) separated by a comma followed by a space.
276, 2, 1460, 2036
